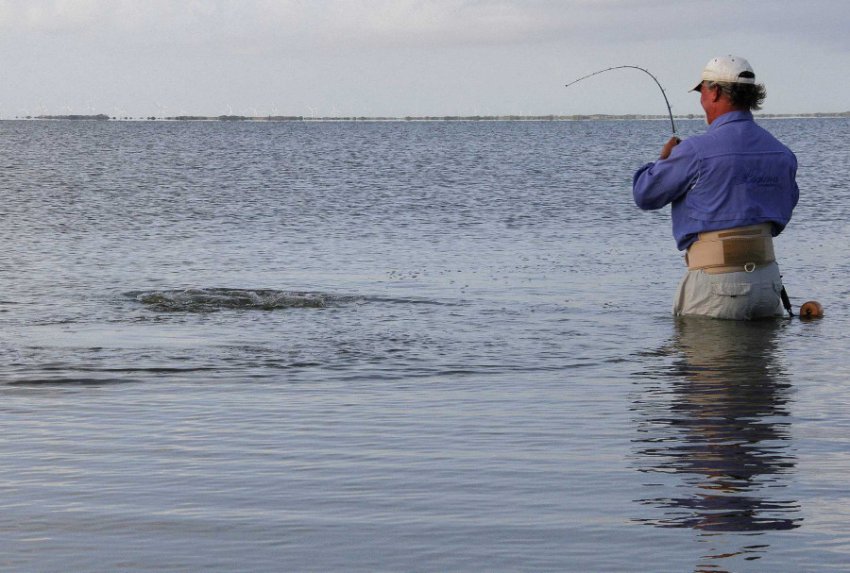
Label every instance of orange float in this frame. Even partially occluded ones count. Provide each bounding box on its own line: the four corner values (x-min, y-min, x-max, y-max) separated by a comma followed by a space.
799, 301, 824, 319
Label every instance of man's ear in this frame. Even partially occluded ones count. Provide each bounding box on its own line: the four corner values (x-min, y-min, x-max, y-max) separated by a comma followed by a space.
710, 86, 722, 103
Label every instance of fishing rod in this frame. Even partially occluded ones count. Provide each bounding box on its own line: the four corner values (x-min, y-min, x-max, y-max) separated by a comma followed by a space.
565, 65, 678, 137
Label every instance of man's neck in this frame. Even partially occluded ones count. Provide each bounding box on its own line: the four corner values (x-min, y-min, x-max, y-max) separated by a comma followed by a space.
707, 103, 747, 125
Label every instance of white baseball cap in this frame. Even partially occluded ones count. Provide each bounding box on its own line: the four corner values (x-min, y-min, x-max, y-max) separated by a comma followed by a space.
690, 55, 756, 91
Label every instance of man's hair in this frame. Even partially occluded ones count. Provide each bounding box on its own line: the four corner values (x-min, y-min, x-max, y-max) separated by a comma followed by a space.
706, 81, 767, 111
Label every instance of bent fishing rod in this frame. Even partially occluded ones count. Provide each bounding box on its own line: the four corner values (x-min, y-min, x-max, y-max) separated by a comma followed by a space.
565, 65, 678, 137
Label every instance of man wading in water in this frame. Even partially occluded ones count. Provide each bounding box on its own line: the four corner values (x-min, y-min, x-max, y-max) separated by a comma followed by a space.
632, 55, 799, 320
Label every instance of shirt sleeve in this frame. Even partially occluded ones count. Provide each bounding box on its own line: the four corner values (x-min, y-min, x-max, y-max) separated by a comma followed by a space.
632, 140, 701, 211
789, 153, 800, 211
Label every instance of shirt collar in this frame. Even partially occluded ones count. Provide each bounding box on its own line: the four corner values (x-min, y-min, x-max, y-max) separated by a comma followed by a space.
708, 110, 754, 131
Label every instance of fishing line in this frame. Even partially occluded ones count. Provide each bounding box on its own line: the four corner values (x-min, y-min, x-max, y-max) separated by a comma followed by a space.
565, 65, 677, 136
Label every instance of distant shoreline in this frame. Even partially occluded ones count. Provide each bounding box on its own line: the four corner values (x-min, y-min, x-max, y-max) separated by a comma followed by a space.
11, 112, 850, 122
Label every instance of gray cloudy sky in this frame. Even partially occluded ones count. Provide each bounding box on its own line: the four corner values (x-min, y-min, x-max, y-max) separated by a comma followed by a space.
2, 0, 848, 118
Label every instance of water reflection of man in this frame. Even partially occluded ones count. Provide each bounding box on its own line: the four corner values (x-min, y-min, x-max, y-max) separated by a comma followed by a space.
633, 318, 800, 563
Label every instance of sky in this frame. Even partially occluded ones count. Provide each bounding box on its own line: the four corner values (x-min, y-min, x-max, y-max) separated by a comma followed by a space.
1, 0, 848, 118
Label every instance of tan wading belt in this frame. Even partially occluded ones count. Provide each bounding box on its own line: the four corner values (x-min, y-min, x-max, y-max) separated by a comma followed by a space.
686, 223, 775, 274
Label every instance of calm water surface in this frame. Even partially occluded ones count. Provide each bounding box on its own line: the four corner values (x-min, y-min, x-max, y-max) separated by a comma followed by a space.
1, 118, 849, 571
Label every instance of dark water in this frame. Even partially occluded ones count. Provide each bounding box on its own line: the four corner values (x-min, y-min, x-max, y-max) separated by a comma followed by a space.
1, 118, 848, 571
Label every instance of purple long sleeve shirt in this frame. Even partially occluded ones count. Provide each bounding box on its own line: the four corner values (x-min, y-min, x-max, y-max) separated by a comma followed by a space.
632, 111, 799, 251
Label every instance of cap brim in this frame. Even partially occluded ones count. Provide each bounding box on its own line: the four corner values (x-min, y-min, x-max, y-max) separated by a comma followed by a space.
689, 81, 702, 92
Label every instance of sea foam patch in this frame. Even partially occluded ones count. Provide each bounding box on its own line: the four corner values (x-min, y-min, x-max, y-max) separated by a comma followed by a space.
130, 288, 331, 312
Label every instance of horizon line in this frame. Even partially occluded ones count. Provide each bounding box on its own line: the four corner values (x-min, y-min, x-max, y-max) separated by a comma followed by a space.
8, 111, 850, 122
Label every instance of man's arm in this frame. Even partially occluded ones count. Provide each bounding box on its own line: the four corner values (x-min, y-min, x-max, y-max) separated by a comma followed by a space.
632, 138, 699, 210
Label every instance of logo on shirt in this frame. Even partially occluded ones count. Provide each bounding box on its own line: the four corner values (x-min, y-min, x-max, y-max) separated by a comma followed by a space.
742, 172, 780, 187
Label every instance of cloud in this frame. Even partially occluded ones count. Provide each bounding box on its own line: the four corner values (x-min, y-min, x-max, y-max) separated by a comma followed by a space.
2, 0, 848, 55
0, 1, 647, 51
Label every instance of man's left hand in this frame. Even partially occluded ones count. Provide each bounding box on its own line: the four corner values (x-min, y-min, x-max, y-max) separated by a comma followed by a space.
659, 137, 681, 160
